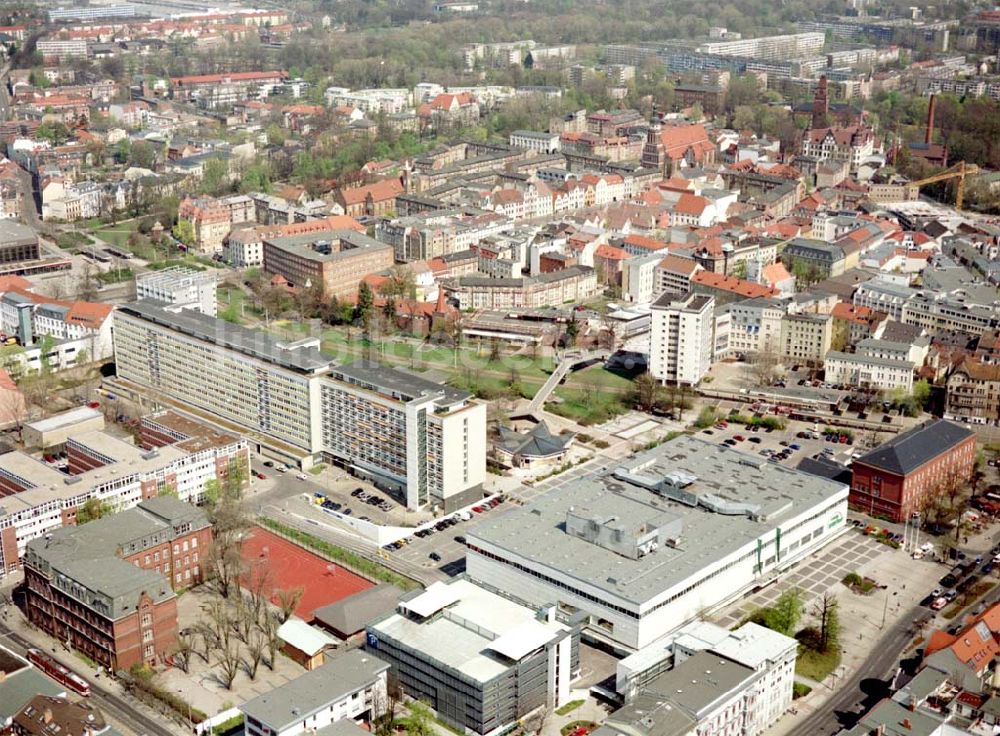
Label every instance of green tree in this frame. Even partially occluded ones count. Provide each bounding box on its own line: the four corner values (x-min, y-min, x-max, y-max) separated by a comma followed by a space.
355, 281, 375, 327
762, 588, 803, 636
912, 379, 931, 410
77, 496, 114, 524
128, 140, 156, 169
401, 702, 434, 736
172, 219, 195, 246
200, 157, 229, 196
36, 121, 71, 145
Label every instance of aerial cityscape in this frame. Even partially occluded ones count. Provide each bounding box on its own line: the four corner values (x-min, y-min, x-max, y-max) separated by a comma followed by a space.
0, 0, 998, 735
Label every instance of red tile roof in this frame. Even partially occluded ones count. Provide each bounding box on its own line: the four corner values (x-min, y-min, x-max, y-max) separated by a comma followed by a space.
658, 124, 714, 162
691, 270, 777, 298
339, 179, 403, 207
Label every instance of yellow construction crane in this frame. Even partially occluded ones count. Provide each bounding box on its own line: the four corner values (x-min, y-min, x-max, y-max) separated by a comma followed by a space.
910, 161, 980, 210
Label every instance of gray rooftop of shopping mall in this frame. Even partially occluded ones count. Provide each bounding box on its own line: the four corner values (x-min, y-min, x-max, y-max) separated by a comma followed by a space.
468, 434, 848, 606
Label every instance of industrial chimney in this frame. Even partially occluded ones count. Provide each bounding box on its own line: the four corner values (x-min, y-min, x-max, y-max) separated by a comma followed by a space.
925, 94, 936, 147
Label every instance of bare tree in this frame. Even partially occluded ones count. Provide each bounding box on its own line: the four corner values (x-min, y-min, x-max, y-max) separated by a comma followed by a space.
242, 632, 266, 680
173, 631, 194, 674
215, 642, 241, 690
258, 611, 281, 670
276, 587, 304, 624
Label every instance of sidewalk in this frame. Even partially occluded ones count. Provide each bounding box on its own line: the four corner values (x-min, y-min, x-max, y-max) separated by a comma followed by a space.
0, 581, 184, 734
762, 537, 947, 736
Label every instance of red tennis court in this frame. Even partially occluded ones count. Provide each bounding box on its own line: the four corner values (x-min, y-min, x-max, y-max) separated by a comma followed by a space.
240, 527, 373, 620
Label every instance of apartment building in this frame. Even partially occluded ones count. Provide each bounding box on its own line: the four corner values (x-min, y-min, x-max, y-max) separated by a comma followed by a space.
649, 292, 714, 385
320, 361, 486, 511
135, 266, 218, 316
263, 229, 394, 300
0, 420, 246, 578
508, 130, 561, 154
615, 620, 797, 735
690, 271, 777, 306
696, 31, 825, 60
177, 195, 253, 255
726, 297, 784, 357
946, 359, 1000, 425
445, 266, 599, 310
852, 279, 915, 321
223, 228, 264, 268
367, 579, 576, 736
0, 276, 114, 374
824, 351, 914, 392
654, 254, 700, 298
622, 254, 664, 304
48, 4, 136, 21
782, 238, 850, 279
779, 312, 832, 365
241, 650, 390, 736
113, 301, 330, 460
800, 126, 876, 172
169, 71, 289, 107
850, 419, 976, 522
24, 496, 210, 670
902, 292, 998, 335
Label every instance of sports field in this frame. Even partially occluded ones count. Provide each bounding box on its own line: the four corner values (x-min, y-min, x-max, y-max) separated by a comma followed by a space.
241, 527, 373, 620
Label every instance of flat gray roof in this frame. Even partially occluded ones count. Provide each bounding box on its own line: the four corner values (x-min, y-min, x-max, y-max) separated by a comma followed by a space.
331, 360, 471, 408
265, 230, 391, 263
239, 650, 389, 731
118, 300, 335, 375
645, 651, 755, 718
826, 350, 914, 369
468, 434, 847, 606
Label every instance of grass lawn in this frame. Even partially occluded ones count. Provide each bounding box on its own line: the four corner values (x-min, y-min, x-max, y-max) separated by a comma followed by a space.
547, 386, 629, 426
555, 700, 584, 716
91, 220, 142, 248
795, 646, 841, 682
96, 267, 134, 284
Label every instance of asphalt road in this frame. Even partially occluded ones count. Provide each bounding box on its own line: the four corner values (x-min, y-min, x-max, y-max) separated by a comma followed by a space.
797, 575, 1000, 735
0, 619, 180, 736
792, 604, 922, 735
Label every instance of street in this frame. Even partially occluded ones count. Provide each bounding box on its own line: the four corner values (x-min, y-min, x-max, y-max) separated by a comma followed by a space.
0, 618, 180, 736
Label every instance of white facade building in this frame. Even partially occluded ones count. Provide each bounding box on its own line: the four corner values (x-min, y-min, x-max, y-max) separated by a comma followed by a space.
466, 435, 849, 652
621, 253, 663, 304
240, 650, 389, 736
319, 361, 487, 512
726, 297, 784, 358
824, 351, 915, 391
649, 291, 714, 385
135, 266, 218, 316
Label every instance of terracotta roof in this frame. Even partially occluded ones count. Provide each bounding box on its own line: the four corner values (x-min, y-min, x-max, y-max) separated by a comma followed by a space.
658, 123, 714, 161
0, 275, 33, 292
257, 215, 365, 237
66, 301, 113, 328
623, 234, 669, 252
657, 254, 698, 275
761, 261, 792, 286
673, 193, 709, 216
0, 367, 17, 392
691, 270, 777, 298
831, 302, 875, 324
339, 179, 403, 206
923, 601, 1000, 673
171, 70, 288, 85
954, 358, 1000, 382
595, 244, 629, 261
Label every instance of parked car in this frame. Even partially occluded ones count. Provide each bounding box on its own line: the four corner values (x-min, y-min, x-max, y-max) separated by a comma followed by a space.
256, 472, 266, 480
263, 460, 274, 468
429, 552, 442, 562
931, 597, 948, 611
748, 437, 763, 444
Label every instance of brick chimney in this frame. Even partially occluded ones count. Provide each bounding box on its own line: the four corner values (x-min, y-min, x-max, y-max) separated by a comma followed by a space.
925, 94, 936, 147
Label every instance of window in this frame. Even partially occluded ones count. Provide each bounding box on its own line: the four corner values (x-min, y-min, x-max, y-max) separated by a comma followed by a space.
144, 645, 154, 658
141, 613, 152, 627
191, 538, 197, 549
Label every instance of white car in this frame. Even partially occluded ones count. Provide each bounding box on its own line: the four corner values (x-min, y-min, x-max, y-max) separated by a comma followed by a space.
297, 472, 308, 481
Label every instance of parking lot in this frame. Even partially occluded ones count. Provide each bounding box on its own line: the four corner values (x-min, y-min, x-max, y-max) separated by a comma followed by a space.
694, 416, 860, 469
386, 495, 512, 574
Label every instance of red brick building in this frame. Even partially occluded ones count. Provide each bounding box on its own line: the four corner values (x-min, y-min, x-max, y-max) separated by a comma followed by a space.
23, 496, 212, 670
850, 419, 976, 522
